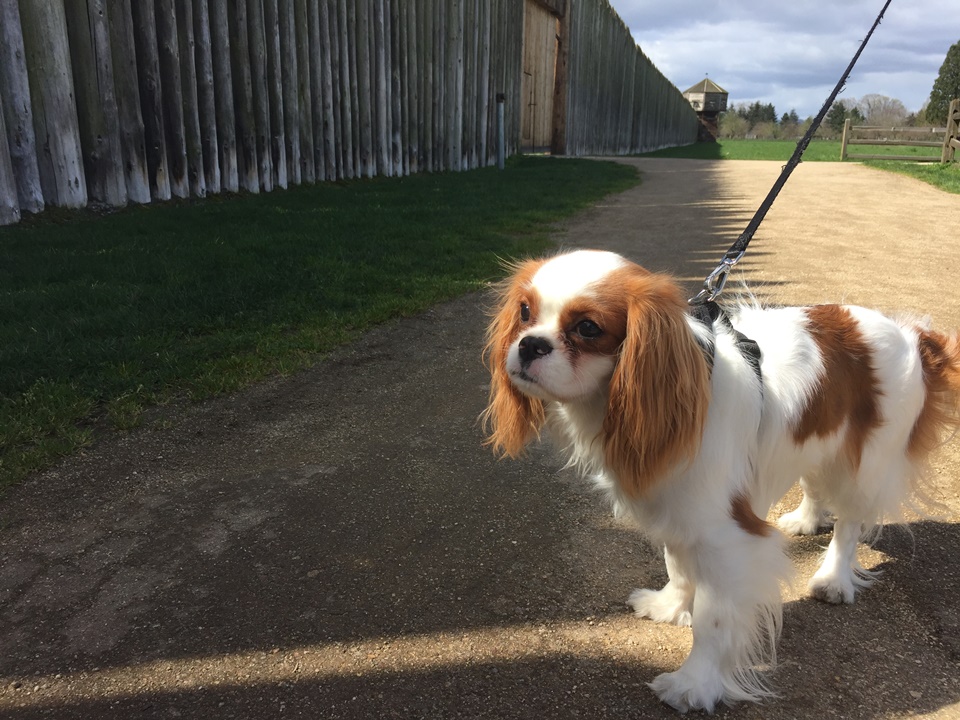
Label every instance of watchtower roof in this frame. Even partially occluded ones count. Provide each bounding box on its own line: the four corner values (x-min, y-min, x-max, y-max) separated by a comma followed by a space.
683, 78, 727, 95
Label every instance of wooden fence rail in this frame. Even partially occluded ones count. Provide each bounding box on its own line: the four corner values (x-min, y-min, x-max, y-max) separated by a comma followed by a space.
840, 103, 960, 163
0, 0, 697, 226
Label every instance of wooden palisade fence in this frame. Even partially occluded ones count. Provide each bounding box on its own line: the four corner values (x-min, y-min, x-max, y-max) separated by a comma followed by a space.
559, 0, 697, 155
0, 0, 697, 226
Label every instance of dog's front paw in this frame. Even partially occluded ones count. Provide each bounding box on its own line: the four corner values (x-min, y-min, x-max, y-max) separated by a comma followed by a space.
628, 586, 692, 627
649, 668, 724, 714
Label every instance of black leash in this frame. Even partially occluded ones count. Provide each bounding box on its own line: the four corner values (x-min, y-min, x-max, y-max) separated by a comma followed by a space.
689, 0, 894, 306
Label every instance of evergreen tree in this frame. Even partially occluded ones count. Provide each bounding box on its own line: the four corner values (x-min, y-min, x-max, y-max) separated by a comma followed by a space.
925, 40, 960, 125
826, 102, 848, 133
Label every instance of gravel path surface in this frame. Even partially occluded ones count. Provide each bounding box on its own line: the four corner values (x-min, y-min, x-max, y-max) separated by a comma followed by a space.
1, 158, 958, 719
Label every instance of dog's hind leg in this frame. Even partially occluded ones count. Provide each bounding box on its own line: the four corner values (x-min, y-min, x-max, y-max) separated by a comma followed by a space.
808, 517, 875, 604
628, 545, 694, 627
777, 476, 833, 536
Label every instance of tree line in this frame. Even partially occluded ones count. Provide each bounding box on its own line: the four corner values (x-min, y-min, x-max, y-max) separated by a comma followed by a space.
717, 38, 960, 141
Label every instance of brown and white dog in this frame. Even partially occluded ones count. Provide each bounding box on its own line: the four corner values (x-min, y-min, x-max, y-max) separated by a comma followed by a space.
483, 249, 960, 712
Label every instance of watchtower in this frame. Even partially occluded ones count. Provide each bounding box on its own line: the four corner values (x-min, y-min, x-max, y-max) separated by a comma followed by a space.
683, 78, 728, 142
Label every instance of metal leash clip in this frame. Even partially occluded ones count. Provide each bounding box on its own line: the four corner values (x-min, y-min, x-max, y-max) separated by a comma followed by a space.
689, 248, 744, 305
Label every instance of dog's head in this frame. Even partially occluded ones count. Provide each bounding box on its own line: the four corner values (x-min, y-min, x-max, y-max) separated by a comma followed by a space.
483, 250, 710, 494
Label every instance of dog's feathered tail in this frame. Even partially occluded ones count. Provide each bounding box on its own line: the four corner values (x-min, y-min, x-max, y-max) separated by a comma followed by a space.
910, 328, 960, 461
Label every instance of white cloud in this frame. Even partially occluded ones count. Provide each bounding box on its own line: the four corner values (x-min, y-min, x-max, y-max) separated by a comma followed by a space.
611, 0, 957, 117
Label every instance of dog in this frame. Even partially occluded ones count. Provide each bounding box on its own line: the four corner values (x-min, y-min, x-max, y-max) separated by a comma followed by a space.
482, 249, 960, 712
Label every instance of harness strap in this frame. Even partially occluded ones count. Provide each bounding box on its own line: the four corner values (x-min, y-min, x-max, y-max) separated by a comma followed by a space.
689, 301, 763, 383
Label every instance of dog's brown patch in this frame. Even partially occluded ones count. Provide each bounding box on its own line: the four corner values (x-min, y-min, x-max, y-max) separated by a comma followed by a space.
730, 493, 771, 537
793, 305, 881, 470
909, 329, 960, 460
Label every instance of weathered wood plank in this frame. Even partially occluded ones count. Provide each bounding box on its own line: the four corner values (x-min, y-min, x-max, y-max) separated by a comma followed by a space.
209, 0, 239, 191
64, 0, 127, 206
317, 0, 336, 179
263, 0, 287, 187
229, 0, 260, 192
20, 0, 88, 207
176, 0, 207, 197
156, 0, 190, 197
247, 0, 274, 191
192, 0, 221, 193
0, 0, 44, 212
294, 0, 315, 182
0, 92, 21, 224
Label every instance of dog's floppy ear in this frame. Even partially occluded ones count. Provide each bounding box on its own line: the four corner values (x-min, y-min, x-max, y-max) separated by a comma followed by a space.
482, 261, 546, 457
603, 273, 710, 496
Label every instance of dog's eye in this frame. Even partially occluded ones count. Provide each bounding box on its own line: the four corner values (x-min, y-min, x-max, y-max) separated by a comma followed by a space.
576, 319, 603, 338
520, 303, 531, 322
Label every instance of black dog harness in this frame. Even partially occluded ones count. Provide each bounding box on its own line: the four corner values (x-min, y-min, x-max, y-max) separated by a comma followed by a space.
689, 300, 763, 384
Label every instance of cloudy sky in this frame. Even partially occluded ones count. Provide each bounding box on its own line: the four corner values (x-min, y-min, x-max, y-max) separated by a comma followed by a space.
610, 0, 956, 119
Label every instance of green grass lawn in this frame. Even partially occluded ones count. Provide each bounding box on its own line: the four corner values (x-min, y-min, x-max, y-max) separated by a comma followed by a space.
640, 139, 959, 194
0, 156, 639, 490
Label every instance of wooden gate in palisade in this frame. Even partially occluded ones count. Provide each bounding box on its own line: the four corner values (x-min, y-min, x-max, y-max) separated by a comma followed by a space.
520, 0, 560, 153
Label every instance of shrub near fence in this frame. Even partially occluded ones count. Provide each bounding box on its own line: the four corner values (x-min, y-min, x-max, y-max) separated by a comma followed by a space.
0, 0, 697, 226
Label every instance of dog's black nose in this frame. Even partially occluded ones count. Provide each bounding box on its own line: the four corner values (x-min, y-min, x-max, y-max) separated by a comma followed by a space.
518, 336, 553, 365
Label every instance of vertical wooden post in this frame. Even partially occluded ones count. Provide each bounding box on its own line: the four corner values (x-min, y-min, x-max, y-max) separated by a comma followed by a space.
263, 0, 287, 187
294, 0, 315, 182
0, 93, 21, 224
64, 0, 128, 206
335, 0, 354, 178
373, 0, 389, 176
551, 1, 569, 156
247, 0, 274, 191
130, 0, 171, 199
941, 98, 959, 163
328, 0, 347, 179
156, 0, 190, 197
389, 0, 402, 175
19, 0, 88, 207
477, 0, 490, 165
279, 0, 300, 184
318, 0, 337, 179
307, 0, 326, 181
840, 118, 851, 161
229, 0, 260, 192
404, 0, 418, 175
0, 0, 44, 213
176, 0, 208, 198
355, 0, 373, 177
209, 0, 239, 191
193, 0, 221, 193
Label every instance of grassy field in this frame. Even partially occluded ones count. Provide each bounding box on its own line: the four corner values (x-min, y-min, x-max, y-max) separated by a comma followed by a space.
640, 139, 959, 194
0, 156, 639, 490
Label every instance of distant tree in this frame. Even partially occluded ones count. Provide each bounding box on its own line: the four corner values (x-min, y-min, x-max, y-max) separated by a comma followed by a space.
857, 94, 909, 126
719, 111, 749, 139
924, 40, 960, 125
736, 101, 777, 127
780, 109, 800, 125
826, 102, 848, 133
826, 101, 863, 133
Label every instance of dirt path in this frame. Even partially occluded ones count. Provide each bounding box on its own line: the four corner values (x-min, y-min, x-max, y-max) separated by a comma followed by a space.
1, 159, 958, 719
